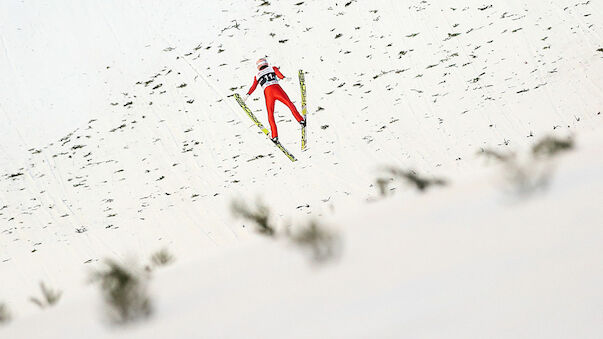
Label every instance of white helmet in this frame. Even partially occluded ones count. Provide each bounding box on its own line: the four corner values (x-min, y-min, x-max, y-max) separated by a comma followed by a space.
256, 58, 269, 70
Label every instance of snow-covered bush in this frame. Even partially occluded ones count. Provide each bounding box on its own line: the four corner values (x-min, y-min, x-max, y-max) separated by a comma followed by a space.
376, 168, 447, 196
150, 248, 175, 268
90, 259, 152, 325
29, 282, 62, 309
231, 199, 275, 236
288, 221, 342, 264
479, 135, 575, 196
0, 302, 10, 325
532, 136, 574, 158
232, 199, 341, 263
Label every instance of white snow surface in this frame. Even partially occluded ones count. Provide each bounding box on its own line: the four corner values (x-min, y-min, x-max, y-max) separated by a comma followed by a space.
1, 0, 602, 337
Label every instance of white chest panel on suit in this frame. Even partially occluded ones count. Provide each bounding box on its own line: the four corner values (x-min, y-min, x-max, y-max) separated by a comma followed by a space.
257, 67, 279, 90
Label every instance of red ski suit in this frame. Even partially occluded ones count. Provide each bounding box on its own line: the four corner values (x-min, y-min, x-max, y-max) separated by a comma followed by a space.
247, 66, 304, 138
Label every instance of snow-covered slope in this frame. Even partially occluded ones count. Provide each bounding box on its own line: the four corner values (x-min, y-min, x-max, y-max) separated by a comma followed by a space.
1, 0, 602, 337
3, 129, 603, 339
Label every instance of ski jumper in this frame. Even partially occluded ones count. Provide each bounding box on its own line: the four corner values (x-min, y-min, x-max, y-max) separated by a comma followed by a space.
247, 66, 304, 138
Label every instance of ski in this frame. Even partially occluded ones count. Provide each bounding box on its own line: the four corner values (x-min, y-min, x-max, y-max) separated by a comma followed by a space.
298, 69, 307, 151
271, 139, 297, 162
233, 93, 297, 162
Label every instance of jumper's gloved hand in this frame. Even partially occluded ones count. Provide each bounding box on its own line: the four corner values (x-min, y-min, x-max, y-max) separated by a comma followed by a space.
243, 94, 250, 102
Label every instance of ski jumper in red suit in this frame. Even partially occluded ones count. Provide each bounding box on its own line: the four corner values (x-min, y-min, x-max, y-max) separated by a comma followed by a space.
247, 66, 304, 138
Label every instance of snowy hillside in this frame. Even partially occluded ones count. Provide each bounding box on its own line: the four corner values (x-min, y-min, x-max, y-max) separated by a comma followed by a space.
1, 0, 602, 337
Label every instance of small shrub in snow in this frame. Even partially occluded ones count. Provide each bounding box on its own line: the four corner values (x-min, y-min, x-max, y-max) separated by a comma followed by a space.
479, 135, 575, 196
377, 167, 447, 196
506, 163, 552, 196
479, 148, 514, 163
150, 248, 175, 267
532, 136, 573, 158
479, 147, 550, 195
90, 259, 152, 325
232, 199, 341, 264
393, 168, 447, 191
375, 177, 394, 196
289, 221, 341, 264
29, 282, 62, 309
0, 302, 10, 324
231, 199, 275, 236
